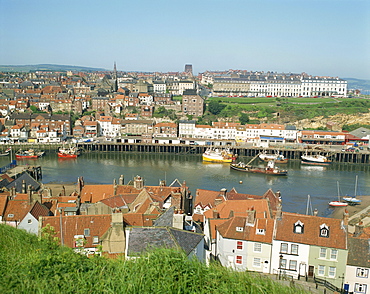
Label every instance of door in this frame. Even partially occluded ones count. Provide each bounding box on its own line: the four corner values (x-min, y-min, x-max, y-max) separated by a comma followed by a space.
308, 265, 314, 277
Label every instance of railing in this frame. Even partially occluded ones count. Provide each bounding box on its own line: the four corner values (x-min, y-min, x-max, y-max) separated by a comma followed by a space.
314, 276, 342, 293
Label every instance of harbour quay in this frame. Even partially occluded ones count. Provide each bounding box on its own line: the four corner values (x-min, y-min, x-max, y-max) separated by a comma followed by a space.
76, 141, 370, 164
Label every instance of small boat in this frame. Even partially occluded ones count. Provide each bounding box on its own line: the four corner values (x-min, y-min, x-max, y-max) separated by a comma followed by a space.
0, 147, 11, 156
259, 151, 288, 163
230, 160, 288, 176
329, 181, 348, 207
15, 149, 44, 159
58, 146, 80, 158
342, 175, 361, 205
301, 152, 331, 166
202, 148, 237, 163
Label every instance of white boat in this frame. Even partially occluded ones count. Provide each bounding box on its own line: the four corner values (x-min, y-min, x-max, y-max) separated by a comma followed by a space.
259, 151, 288, 163
329, 181, 348, 207
343, 175, 361, 204
301, 152, 331, 165
202, 148, 237, 163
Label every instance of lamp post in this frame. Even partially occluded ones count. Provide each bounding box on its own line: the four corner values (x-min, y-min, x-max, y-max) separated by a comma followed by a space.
279, 254, 283, 280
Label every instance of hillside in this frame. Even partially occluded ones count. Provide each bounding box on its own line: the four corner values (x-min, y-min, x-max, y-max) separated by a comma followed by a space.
0, 224, 307, 294
0, 64, 106, 72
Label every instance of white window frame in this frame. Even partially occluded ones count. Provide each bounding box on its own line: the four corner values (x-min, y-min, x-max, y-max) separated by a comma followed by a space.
320, 248, 326, 258
253, 257, 261, 268
254, 243, 262, 253
354, 283, 367, 293
330, 249, 338, 260
318, 265, 325, 276
356, 268, 369, 278
291, 244, 298, 255
289, 260, 297, 271
280, 243, 288, 253
328, 266, 336, 278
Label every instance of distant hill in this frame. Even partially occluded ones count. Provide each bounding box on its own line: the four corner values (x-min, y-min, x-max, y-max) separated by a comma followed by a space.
345, 78, 370, 93
0, 64, 106, 72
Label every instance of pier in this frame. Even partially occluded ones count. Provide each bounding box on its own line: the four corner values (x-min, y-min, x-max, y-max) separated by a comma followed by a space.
76, 142, 370, 165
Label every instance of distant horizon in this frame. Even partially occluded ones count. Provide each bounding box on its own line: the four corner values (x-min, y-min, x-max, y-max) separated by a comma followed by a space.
1, 63, 369, 81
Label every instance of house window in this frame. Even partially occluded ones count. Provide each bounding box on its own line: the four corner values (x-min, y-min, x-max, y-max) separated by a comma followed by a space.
7, 214, 14, 218
253, 258, 261, 268
280, 243, 288, 253
289, 260, 297, 271
254, 243, 262, 252
291, 244, 298, 255
256, 229, 265, 235
92, 236, 99, 244
356, 268, 369, 278
318, 265, 325, 276
320, 224, 330, 238
236, 226, 244, 232
354, 283, 367, 293
27, 219, 32, 224
319, 248, 327, 258
236, 241, 243, 250
330, 249, 338, 260
328, 266, 336, 278
84, 228, 90, 237
293, 220, 304, 234
236, 255, 242, 264
280, 259, 287, 269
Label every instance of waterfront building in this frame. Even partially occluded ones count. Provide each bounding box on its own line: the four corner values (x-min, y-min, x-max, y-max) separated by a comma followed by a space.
178, 120, 196, 138
181, 90, 204, 118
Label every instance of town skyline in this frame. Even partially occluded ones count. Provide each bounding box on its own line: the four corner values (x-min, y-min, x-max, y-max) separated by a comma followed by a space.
1, 0, 369, 80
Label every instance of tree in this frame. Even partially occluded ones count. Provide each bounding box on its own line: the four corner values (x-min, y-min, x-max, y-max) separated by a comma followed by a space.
208, 100, 226, 115
239, 113, 250, 124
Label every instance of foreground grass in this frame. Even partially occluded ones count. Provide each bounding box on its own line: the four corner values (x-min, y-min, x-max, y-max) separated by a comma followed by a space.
0, 225, 308, 294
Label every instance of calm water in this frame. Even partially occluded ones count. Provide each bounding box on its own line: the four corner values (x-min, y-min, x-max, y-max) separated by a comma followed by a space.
3, 152, 370, 217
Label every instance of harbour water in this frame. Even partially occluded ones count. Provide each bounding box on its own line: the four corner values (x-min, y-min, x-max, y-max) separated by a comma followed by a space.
2, 152, 370, 217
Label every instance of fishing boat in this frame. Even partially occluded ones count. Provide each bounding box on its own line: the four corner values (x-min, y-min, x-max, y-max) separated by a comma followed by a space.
58, 146, 80, 158
301, 152, 331, 166
329, 181, 348, 207
258, 151, 288, 164
202, 148, 237, 163
343, 175, 362, 205
15, 149, 44, 159
0, 147, 11, 156
230, 160, 288, 176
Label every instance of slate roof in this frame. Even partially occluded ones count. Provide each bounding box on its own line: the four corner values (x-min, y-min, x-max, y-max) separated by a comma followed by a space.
126, 227, 203, 256
29, 201, 52, 219
6, 172, 40, 193
153, 206, 175, 227
347, 237, 370, 267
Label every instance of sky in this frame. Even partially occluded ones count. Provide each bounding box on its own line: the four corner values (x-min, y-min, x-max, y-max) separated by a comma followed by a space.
0, 0, 369, 79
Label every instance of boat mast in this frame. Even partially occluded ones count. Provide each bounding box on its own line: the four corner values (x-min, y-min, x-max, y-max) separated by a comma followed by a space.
354, 175, 358, 197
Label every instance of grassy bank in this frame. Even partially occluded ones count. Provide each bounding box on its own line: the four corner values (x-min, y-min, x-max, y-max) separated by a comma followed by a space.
0, 225, 309, 294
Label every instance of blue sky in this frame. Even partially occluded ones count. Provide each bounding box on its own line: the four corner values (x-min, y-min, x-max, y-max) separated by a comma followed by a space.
0, 0, 369, 79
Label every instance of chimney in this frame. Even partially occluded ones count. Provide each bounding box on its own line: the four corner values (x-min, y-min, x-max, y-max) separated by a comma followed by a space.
28, 185, 33, 206
113, 179, 117, 196
213, 210, 219, 218
229, 210, 234, 218
119, 175, 124, 185
355, 221, 364, 236
159, 180, 166, 186
247, 209, 256, 225
276, 190, 281, 200
313, 209, 318, 216
22, 180, 27, 194
219, 188, 227, 199
214, 197, 223, 207
343, 209, 349, 227
134, 175, 144, 190
276, 202, 282, 220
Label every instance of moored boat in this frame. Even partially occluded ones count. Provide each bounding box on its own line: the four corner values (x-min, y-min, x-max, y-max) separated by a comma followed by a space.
342, 175, 361, 205
301, 152, 331, 165
15, 149, 44, 159
0, 147, 11, 156
259, 151, 288, 164
202, 148, 237, 163
58, 146, 80, 158
329, 181, 348, 207
230, 160, 288, 176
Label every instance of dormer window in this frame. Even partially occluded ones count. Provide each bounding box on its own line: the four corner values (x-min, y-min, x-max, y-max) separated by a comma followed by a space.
320, 224, 329, 238
236, 227, 244, 232
256, 229, 265, 235
293, 220, 304, 234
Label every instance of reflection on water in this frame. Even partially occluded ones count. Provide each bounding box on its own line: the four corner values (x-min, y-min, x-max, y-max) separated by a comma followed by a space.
0, 152, 369, 217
